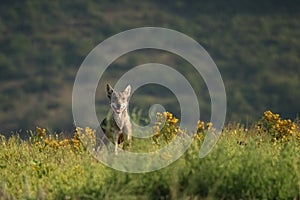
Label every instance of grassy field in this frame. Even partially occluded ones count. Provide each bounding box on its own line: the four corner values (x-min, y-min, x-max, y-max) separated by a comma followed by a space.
1, 2, 299, 198
0, 111, 299, 199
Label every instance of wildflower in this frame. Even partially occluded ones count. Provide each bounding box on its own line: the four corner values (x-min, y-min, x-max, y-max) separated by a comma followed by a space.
152, 111, 181, 145
257, 123, 262, 131
197, 121, 205, 133
72, 137, 81, 149
272, 137, 277, 145
194, 133, 204, 140
170, 118, 179, 124
258, 110, 298, 144
206, 122, 213, 129
193, 120, 212, 141
36, 127, 46, 138
59, 139, 70, 147
44, 138, 49, 145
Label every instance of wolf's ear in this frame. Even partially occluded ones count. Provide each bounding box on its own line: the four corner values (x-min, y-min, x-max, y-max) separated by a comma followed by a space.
124, 85, 131, 97
106, 84, 114, 99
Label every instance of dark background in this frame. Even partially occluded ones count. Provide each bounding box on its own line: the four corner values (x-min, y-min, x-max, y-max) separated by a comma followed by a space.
0, 0, 299, 135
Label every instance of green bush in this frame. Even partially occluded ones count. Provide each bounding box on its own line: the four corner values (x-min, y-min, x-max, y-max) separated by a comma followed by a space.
1, 111, 300, 199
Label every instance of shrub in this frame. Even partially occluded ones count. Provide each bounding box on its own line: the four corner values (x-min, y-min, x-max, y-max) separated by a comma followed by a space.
257, 110, 297, 144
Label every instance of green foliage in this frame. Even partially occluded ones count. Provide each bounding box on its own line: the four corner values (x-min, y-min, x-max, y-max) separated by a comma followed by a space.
0, 111, 300, 199
184, 135, 300, 199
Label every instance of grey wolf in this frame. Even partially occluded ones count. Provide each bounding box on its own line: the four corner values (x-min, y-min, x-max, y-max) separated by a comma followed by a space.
96, 84, 132, 154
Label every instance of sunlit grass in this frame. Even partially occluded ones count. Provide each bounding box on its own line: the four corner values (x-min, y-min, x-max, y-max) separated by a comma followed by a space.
0, 110, 299, 199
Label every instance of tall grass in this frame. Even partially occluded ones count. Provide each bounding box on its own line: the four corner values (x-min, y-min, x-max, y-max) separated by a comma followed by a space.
0, 112, 299, 199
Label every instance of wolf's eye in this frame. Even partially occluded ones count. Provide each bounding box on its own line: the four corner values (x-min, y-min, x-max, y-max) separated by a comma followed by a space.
122, 97, 126, 101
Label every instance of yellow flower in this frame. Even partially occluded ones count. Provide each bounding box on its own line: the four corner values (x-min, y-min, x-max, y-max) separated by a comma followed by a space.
194, 133, 204, 140
170, 118, 179, 124
59, 139, 70, 147
53, 141, 59, 149
259, 110, 298, 143
152, 111, 182, 144
44, 138, 49, 145
155, 121, 162, 126
197, 121, 205, 133
206, 122, 213, 129
36, 127, 46, 138
257, 123, 262, 129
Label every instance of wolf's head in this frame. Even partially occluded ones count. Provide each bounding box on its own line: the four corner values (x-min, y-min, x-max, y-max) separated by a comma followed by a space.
106, 84, 131, 114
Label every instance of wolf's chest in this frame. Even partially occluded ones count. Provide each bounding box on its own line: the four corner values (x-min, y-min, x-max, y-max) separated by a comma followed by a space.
112, 116, 122, 130
112, 113, 129, 130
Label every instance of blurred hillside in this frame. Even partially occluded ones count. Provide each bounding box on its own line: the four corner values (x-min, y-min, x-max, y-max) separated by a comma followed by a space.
0, 0, 299, 135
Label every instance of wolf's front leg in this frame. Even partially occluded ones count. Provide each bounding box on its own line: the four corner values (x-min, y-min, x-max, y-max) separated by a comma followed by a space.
114, 131, 120, 155
126, 125, 132, 151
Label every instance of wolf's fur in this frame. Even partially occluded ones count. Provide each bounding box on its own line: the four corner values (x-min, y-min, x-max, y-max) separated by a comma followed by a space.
96, 84, 132, 154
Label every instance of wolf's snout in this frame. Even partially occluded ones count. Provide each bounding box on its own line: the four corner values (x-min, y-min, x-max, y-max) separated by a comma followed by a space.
112, 103, 122, 113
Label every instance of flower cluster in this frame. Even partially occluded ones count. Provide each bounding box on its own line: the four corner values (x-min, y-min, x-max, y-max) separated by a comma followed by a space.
257, 110, 297, 144
194, 121, 213, 141
151, 112, 214, 144
28, 110, 298, 153
73, 127, 96, 149
152, 112, 182, 145
36, 127, 46, 138
32, 126, 96, 150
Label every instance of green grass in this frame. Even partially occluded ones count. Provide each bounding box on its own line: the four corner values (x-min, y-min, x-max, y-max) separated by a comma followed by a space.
1, 124, 299, 199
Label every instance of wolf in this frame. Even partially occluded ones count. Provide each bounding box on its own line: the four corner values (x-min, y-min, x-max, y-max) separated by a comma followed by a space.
96, 84, 132, 154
